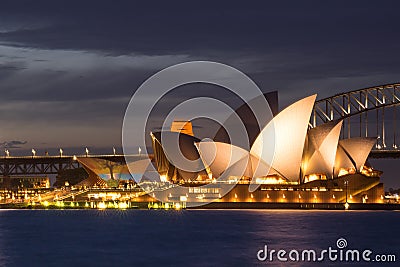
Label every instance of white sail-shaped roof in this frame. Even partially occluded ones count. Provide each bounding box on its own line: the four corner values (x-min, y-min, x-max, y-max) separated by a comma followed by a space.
196, 141, 272, 178
195, 141, 248, 178
251, 95, 317, 182
334, 145, 355, 175
335, 137, 376, 172
303, 120, 342, 176
223, 153, 272, 178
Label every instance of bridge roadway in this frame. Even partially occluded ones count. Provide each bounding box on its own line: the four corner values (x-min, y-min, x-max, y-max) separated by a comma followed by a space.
0, 151, 396, 177
0, 154, 152, 176
369, 150, 400, 159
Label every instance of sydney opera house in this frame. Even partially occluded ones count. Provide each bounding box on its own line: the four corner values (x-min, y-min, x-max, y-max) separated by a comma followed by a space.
78, 92, 384, 206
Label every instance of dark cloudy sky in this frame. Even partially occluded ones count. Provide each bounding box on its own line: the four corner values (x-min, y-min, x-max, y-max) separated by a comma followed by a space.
1, 1, 400, 187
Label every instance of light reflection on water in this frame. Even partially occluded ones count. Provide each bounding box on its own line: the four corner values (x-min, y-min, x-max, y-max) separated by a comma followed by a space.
0, 209, 398, 266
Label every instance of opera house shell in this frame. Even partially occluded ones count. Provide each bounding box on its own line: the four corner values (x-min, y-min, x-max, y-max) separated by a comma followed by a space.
76, 92, 384, 205
75, 157, 152, 187
148, 93, 384, 205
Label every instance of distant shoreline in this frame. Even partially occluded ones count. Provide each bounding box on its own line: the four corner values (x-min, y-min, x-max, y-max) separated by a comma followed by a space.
1, 202, 399, 210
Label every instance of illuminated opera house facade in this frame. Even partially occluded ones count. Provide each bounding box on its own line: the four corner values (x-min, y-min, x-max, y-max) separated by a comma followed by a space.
80, 93, 384, 205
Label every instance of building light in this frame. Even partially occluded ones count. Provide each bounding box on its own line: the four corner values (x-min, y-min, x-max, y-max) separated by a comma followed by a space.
234, 193, 238, 199
160, 175, 167, 182
332, 194, 335, 199
305, 174, 320, 183
98, 202, 106, 209
338, 168, 349, 177
250, 194, 254, 199
255, 176, 287, 184
282, 194, 285, 199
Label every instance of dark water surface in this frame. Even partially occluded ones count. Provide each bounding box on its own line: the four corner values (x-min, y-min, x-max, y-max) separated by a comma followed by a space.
0, 210, 398, 266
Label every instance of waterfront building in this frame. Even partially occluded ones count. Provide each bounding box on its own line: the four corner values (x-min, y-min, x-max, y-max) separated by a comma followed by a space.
77, 93, 383, 205
0, 175, 50, 189
147, 94, 383, 204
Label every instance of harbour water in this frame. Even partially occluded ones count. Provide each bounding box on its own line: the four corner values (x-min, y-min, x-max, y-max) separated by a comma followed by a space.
0, 210, 398, 266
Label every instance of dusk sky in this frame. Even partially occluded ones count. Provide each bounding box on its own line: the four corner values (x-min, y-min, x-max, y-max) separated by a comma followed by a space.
1, 1, 400, 188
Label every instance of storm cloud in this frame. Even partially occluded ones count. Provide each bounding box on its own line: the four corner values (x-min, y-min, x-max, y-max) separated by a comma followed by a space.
0, 0, 399, 159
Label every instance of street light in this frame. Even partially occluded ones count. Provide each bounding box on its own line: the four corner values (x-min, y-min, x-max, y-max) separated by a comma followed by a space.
376, 136, 382, 149
344, 180, 349, 210
85, 147, 89, 157
113, 147, 116, 156
59, 148, 63, 157
5, 149, 9, 157
32, 149, 36, 158
138, 147, 142, 156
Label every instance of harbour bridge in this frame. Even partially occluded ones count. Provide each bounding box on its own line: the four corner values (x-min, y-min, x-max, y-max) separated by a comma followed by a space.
0, 83, 399, 177
310, 82, 400, 158
0, 155, 148, 177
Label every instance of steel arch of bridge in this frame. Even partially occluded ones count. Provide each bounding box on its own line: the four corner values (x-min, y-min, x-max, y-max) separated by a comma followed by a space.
310, 83, 400, 157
